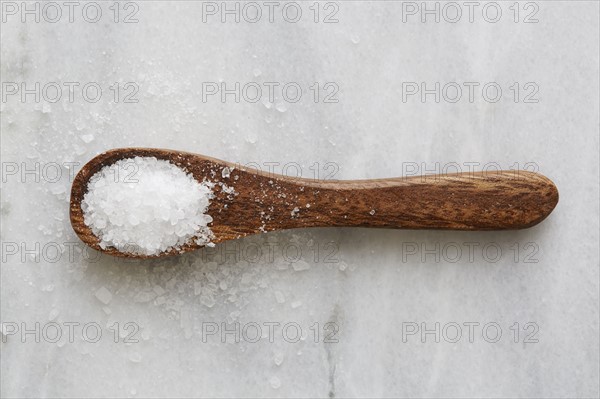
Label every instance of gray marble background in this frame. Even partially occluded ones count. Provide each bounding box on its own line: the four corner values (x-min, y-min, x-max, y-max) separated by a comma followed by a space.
1, 1, 599, 398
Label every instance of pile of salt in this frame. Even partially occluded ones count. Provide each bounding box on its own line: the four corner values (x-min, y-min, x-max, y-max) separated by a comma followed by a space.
81, 157, 214, 256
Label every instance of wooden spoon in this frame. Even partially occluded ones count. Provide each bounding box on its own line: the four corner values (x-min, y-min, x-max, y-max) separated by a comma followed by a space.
70, 148, 559, 258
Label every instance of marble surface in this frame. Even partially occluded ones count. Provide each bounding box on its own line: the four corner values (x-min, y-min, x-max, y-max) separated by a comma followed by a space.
1, 1, 599, 397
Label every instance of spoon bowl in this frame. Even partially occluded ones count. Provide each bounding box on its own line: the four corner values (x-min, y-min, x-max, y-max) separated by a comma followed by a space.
70, 148, 559, 259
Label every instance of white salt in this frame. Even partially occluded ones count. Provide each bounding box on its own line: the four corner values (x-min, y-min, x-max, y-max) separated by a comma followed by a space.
82, 157, 214, 256
292, 260, 310, 271
48, 308, 60, 321
221, 167, 231, 179
273, 352, 284, 366
152, 285, 166, 296
129, 353, 142, 363
80, 134, 94, 143
275, 103, 287, 113
274, 290, 286, 303
95, 286, 113, 304
269, 376, 281, 389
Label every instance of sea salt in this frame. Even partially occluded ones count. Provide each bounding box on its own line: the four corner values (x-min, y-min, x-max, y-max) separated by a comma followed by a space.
221, 167, 231, 179
291, 300, 302, 309
95, 286, 113, 304
292, 260, 310, 271
274, 290, 286, 303
269, 376, 281, 389
273, 352, 284, 366
82, 156, 214, 256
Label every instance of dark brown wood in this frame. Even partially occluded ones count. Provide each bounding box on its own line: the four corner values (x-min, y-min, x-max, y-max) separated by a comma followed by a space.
70, 148, 559, 258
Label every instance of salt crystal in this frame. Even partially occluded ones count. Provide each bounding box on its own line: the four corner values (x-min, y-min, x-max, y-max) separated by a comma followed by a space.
134, 291, 156, 303
246, 132, 258, 143
80, 134, 94, 143
291, 207, 300, 218
194, 282, 203, 296
82, 157, 214, 256
48, 308, 60, 321
152, 285, 166, 296
292, 260, 310, 271
261, 98, 273, 109
291, 301, 302, 309
200, 295, 216, 308
275, 262, 289, 270
50, 185, 66, 195
42, 284, 55, 292
241, 273, 252, 285
275, 290, 286, 303
95, 286, 112, 304
369, 209, 376, 215
269, 376, 281, 389
275, 103, 287, 113
221, 167, 231, 179
273, 352, 284, 366
129, 353, 142, 363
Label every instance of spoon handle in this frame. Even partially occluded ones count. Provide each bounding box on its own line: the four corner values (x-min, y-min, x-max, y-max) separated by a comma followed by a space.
268, 170, 558, 231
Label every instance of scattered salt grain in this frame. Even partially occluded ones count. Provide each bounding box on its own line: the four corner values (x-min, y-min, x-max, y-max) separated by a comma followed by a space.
269, 376, 281, 389
82, 157, 214, 256
194, 282, 203, 296
42, 284, 55, 292
273, 352, 284, 366
129, 353, 142, 363
200, 295, 216, 308
95, 286, 113, 304
48, 308, 60, 321
261, 98, 273, 109
152, 285, 166, 296
275, 103, 287, 113
80, 134, 94, 143
291, 300, 302, 309
291, 207, 300, 218
292, 260, 310, 272
245, 132, 258, 144
274, 290, 286, 303
134, 290, 155, 303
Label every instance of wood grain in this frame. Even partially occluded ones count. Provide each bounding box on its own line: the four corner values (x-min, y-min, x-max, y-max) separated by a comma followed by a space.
70, 148, 559, 258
